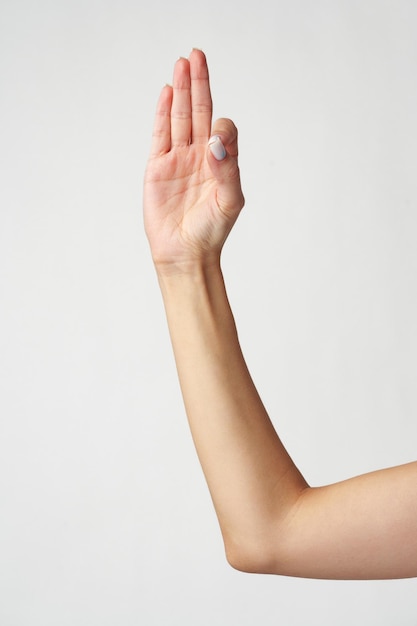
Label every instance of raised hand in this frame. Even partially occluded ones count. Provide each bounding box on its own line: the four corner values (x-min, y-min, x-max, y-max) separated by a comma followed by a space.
143, 49, 244, 273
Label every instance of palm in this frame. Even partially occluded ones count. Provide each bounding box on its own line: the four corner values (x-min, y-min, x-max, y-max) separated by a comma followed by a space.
144, 144, 221, 263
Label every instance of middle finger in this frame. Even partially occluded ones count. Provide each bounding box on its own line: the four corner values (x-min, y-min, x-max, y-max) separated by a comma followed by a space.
171, 57, 192, 147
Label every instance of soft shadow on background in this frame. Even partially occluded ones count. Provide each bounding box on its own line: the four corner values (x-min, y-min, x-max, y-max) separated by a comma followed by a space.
1, 1, 417, 624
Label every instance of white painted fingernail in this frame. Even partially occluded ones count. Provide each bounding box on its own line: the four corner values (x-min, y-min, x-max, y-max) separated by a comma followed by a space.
208, 135, 227, 161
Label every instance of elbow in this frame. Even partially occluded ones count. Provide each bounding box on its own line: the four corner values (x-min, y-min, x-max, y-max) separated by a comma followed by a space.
223, 533, 287, 575
225, 546, 267, 574
224, 540, 255, 573
222, 490, 310, 575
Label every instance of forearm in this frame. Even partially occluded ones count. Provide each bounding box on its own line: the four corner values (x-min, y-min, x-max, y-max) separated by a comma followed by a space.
157, 261, 417, 580
157, 261, 308, 570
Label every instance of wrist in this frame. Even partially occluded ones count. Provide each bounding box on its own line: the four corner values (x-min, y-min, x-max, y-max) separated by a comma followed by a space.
154, 255, 223, 284
155, 256, 231, 322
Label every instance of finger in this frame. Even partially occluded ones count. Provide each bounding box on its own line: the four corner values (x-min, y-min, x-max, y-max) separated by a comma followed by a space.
207, 118, 244, 214
171, 57, 192, 147
189, 49, 212, 144
149, 84, 173, 157
209, 117, 239, 158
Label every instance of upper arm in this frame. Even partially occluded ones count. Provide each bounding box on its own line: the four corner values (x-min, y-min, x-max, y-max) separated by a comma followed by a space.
255, 462, 417, 579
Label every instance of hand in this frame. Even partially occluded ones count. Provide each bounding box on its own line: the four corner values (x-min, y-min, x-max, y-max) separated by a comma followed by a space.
143, 49, 244, 273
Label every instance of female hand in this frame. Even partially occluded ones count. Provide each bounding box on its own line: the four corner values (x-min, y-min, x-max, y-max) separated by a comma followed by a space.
143, 49, 244, 273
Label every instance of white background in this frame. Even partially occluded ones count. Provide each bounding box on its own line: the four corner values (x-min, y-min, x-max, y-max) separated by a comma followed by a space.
1, 1, 417, 624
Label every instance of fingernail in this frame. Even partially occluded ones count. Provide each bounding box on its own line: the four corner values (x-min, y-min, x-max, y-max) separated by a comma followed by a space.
208, 135, 227, 161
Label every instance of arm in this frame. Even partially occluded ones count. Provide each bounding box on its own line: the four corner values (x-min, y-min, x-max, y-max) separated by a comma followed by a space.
144, 49, 417, 580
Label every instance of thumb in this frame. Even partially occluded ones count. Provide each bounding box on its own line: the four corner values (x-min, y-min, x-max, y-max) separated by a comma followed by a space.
207, 118, 245, 214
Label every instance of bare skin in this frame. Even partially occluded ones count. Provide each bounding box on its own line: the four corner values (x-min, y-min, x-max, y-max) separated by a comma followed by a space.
144, 49, 417, 579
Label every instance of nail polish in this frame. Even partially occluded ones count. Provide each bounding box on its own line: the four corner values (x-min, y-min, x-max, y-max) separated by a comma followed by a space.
208, 135, 227, 161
